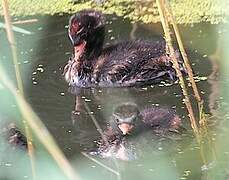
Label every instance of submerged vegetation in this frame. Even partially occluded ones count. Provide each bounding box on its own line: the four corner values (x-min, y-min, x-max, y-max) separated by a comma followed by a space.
0, 0, 228, 24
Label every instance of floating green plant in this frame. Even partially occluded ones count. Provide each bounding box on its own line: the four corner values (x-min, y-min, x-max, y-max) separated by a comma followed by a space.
0, 0, 228, 24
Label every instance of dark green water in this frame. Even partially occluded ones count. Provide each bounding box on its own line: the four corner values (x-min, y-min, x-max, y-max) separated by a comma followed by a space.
0, 13, 227, 180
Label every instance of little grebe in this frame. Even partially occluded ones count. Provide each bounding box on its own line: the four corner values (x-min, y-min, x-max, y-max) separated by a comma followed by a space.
89, 103, 184, 160
105, 103, 183, 137
1, 123, 27, 150
64, 10, 184, 87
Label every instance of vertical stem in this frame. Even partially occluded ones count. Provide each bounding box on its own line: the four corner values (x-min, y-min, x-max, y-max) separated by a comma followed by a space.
0, 66, 80, 180
164, 1, 218, 167
156, 0, 216, 168
2, 0, 36, 178
83, 101, 109, 146
2, 0, 24, 94
130, 23, 137, 40
75, 95, 81, 112
24, 125, 36, 180
82, 101, 122, 179
156, 0, 199, 134
164, 0, 203, 105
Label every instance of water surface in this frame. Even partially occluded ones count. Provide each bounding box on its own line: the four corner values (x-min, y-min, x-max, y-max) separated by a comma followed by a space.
0, 14, 224, 180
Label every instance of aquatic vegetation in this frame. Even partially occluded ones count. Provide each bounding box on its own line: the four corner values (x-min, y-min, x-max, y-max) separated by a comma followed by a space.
0, 0, 228, 24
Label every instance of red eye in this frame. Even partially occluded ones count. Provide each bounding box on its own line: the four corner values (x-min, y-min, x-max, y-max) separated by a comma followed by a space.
70, 20, 84, 35
70, 20, 79, 34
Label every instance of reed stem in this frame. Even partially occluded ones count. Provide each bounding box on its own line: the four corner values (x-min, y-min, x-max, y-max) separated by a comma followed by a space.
2, 0, 24, 94
82, 101, 122, 180
156, 0, 199, 134
83, 101, 110, 146
2, 0, 36, 178
0, 66, 80, 180
156, 0, 218, 169
160, 1, 218, 165
163, 0, 204, 116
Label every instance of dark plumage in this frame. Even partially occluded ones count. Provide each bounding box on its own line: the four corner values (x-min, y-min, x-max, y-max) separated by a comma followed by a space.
64, 9, 184, 87
94, 103, 183, 148
2, 123, 28, 150
108, 103, 183, 136
88, 103, 184, 160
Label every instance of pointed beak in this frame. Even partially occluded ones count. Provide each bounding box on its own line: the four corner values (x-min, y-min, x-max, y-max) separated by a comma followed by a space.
118, 123, 134, 135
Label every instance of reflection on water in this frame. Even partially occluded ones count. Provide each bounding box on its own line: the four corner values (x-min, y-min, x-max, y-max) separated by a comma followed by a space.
0, 13, 224, 180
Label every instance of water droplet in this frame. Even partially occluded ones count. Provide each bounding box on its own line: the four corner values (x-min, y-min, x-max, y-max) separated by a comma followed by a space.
37, 67, 44, 73
178, 151, 184, 154
158, 147, 163, 150
32, 81, 38, 85
72, 111, 80, 115
5, 163, 12, 167
200, 91, 205, 94
180, 177, 187, 180
65, 52, 71, 55
201, 164, 208, 171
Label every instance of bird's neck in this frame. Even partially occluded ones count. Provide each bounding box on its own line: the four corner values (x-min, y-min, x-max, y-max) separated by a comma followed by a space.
68, 29, 105, 86
84, 26, 105, 59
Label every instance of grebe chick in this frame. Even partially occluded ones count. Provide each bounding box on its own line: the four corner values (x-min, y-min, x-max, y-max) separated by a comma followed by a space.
109, 103, 183, 135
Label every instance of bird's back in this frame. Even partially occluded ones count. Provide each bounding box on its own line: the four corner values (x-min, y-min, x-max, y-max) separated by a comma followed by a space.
92, 40, 178, 87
